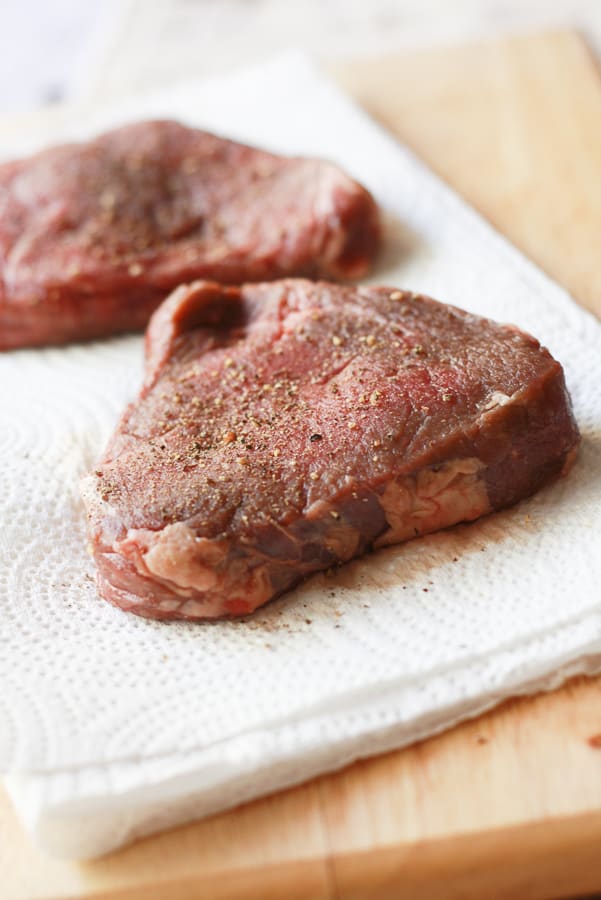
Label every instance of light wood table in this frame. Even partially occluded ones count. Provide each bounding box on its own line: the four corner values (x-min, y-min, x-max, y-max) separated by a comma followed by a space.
3, 29, 601, 900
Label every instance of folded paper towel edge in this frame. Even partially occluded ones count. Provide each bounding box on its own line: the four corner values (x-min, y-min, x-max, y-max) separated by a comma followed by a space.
6, 650, 601, 860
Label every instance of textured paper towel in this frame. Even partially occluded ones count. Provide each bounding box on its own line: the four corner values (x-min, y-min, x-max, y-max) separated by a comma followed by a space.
2, 53, 601, 859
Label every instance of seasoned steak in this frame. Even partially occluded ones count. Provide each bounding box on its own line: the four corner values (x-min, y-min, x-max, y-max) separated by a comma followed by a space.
0, 121, 379, 350
82, 279, 580, 620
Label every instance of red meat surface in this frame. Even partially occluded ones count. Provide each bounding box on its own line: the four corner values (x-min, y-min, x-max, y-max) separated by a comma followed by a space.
82, 279, 580, 620
0, 121, 379, 349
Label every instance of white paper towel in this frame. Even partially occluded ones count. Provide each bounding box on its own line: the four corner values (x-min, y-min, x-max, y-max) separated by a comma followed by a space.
2, 53, 601, 859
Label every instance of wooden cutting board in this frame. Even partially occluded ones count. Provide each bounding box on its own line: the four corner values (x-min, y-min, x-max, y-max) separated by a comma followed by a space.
3, 29, 601, 900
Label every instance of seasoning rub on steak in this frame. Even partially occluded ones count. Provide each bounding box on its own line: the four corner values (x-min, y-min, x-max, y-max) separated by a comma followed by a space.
82, 279, 580, 621
0, 121, 379, 350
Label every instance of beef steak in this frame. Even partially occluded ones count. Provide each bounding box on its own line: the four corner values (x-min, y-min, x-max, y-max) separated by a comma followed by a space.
82, 279, 580, 620
0, 121, 379, 350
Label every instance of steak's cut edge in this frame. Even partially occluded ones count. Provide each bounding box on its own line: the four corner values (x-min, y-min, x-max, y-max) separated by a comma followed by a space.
0, 120, 380, 350
81, 279, 580, 621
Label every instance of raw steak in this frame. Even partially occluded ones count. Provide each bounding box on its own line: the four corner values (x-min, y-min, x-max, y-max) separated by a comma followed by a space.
82, 279, 580, 621
0, 121, 379, 350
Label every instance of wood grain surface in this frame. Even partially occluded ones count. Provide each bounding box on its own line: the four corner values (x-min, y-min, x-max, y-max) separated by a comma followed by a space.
3, 29, 601, 900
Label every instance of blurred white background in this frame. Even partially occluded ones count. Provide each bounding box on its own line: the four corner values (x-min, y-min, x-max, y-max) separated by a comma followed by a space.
1, 0, 601, 115
0, 0, 121, 113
